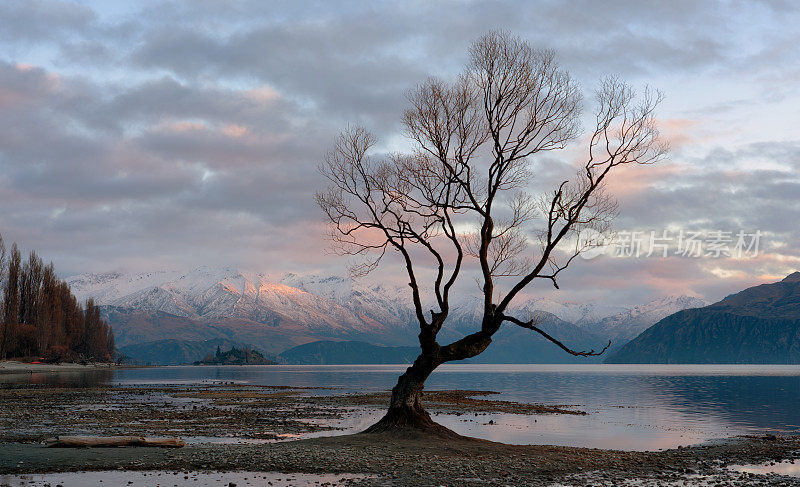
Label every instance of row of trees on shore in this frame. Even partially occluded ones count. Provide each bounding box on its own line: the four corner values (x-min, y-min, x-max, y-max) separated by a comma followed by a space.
0, 233, 114, 362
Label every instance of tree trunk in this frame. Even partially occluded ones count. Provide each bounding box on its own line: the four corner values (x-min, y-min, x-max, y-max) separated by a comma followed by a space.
363, 330, 493, 437
363, 352, 457, 437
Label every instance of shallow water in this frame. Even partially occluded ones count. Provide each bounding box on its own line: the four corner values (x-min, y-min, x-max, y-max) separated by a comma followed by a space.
0, 470, 369, 486
730, 459, 800, 477
4, 364, 800, 450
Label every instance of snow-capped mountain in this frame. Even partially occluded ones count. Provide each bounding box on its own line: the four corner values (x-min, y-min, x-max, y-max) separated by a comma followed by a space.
278, 274, 629, 333
68, 266, 709, 362
516, 297, 628, 326
279, 273, 416, 330
68, 266, 391, 338
584, 295, 709, 342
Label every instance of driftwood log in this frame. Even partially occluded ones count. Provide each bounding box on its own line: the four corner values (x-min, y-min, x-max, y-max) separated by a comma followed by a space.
47, 435, 186, 448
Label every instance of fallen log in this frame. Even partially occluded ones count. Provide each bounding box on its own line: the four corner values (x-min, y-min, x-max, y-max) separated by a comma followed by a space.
47, 435, 186, 448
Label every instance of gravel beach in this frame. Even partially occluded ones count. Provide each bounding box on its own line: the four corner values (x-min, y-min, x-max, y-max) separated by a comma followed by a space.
1, 432, 799, 486
1, 377, 798, 485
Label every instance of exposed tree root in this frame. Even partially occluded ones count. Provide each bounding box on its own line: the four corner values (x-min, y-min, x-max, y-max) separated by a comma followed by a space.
363, 406, 463, 439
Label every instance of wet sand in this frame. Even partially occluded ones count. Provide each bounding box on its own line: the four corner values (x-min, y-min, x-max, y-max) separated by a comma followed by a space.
0, 383, 583, 443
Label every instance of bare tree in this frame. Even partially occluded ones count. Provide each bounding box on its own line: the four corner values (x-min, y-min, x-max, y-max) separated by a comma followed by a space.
317, 31, 667, 434
0, 233, 6, 330
1, 243, 20, 359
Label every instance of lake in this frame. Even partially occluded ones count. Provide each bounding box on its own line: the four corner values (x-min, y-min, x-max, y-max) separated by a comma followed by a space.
5, 363, 800, 451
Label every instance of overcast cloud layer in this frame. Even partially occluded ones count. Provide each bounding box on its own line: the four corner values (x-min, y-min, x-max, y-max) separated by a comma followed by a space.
1, 0, 799, 306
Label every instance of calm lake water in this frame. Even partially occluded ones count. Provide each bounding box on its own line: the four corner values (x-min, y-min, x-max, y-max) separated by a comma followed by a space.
6, 364, 800, 451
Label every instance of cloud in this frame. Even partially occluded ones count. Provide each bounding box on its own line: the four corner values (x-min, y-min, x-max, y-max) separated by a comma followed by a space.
0, 0, 799, 308
0, 0, 95, 44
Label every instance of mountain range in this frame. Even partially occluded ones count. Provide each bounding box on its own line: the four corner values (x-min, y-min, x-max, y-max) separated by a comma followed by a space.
68, 266, 707, 365
606, 272, 800, 364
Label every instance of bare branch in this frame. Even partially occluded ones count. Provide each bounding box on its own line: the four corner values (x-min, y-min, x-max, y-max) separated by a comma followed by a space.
318, 30, 666, 367
497, 69, 666, 316
502, 314, 612, 356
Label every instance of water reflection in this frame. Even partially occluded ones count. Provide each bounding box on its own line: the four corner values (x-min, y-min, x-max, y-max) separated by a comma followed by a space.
730, 460, 800, 477
0, 369, 113, 387
640, 374, 800, 434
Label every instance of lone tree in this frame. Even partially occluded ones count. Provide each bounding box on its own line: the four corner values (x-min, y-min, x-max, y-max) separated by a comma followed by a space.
317, 31, 666, 435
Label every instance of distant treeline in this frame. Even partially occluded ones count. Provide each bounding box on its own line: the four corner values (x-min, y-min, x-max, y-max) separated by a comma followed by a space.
0, 234, 115, 362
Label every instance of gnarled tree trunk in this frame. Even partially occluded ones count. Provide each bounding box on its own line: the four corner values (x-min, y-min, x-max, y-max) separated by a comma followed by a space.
364, 333, 493, 437
363, 352, 451, 435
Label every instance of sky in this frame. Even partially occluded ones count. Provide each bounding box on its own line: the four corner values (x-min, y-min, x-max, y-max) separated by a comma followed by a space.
0, 0, 799, 307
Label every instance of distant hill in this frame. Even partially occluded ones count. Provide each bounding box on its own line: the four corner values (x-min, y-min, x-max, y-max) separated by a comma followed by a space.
606, 272, 800, 364
466, 311, 609, 364
280, 340, 419, 364
118, 338, 281, 365
281, 312, 611, 365
101, 305, 324, 357
195, 346, 277, 365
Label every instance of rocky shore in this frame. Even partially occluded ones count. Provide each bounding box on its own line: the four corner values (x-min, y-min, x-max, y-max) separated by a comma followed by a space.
1, 433, 799, 486
0, 383, 583, 443
1, 379, 798, 485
